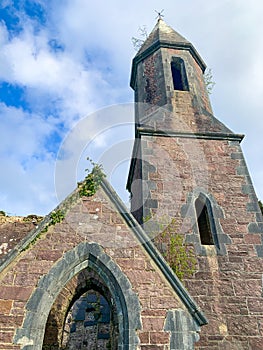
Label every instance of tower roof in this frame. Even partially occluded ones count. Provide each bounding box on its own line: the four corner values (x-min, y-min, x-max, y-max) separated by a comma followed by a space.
131, 19, 206, 89
137, 18, 189, 56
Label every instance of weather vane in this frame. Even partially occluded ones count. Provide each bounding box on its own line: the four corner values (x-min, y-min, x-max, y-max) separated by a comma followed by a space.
155, 9, 164, 20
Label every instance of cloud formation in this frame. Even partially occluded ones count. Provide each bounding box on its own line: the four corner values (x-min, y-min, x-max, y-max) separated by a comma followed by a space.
0, 0, 262, 215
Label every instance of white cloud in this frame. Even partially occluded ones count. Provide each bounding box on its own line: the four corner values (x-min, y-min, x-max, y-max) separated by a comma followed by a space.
0, 20, 121, 126
0, 103, 58, 215
0, 155, 56, 216
0, 0, 263, 215
0, 104, 52, 156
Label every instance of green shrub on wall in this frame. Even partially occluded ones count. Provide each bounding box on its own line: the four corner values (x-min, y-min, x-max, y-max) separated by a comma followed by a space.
78, 158, 105, 197
154, 217, 197, 281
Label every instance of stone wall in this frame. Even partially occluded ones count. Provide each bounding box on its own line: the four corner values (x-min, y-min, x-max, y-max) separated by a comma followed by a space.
0, 215, 41, 260
134, 131, 263, 349
0, 187, 197, 350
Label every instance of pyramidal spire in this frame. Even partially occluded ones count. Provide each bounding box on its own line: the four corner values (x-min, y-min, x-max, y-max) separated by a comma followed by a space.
137, 18, 189, 56
131, 19, 206, 91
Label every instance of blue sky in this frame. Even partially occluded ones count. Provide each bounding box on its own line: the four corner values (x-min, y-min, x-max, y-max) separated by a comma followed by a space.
0, 0, 263, 216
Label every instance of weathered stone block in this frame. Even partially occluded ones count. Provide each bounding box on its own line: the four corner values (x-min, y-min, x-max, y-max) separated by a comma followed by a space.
142, 317, 165, 331
0, 286, 33, 302
0, 300, 12, 315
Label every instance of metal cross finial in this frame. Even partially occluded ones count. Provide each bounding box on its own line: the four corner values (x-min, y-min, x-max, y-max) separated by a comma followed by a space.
155, 9, 164, 20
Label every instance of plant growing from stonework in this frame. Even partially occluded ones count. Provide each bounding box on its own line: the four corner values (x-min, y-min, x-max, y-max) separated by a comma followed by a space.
204, 68, 215, 95
78, 158, 105, 197
22, 209, 66, 251
132, 25, 148, 51
50, 209, 65, 225
155, 217, 197, 281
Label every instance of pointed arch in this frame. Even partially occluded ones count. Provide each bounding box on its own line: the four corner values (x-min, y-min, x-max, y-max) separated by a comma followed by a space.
195, 194, 218, 247
171, 57, 189, 91
14, 242, 141, 350
181, 189, 232, 255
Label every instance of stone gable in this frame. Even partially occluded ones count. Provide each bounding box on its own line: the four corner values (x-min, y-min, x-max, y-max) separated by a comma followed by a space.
0, 180, 205, 349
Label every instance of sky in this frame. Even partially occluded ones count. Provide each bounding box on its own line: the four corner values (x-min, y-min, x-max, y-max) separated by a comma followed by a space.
0, 0, 262, 216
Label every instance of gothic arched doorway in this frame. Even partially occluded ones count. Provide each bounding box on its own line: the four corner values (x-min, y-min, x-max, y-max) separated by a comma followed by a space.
14, 243, 141, 350
62, 289, 114, 349
42, 268, 119, 349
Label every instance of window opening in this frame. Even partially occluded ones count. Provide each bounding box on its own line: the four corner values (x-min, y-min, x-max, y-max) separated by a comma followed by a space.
195, 196, 214, 245
171, 57, 189, 91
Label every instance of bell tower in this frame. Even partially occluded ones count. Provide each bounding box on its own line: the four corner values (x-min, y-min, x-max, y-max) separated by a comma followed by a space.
127, 18, 263, 349
130, 18, 211, 115
127, 18, 235, 224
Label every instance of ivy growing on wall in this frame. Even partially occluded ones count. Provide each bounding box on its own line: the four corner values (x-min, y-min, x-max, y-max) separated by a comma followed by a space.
78, 158, 105, 197
154, 217, 197, 281
204, 68, 215, 95
22, 159, 105, 252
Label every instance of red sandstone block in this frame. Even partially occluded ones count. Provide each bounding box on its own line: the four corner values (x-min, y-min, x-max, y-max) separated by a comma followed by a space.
0, 300, 12, 315
248, 338, 263, 350
11, 301, 26, 317
218, 279, 236, 295
0, 286, 33, 301
125, 270, 158, 285
257, 317, 263, 336
106, 248, 134, 258
140, 298, 151, 309
52, 241, 74, 251
82, 201, 101, 214
27, 260, 53, 274
228, 256, 243, 264
116, 258, 145, 270
139, 331, 150, 344
0, 331, 13, 343
145, 261, 155, 271
193, 271, 214, 280
247, 298, 263, 314
244, 258, 263, 272
150, 331, 169, 344
183, 280, 208, 296
110, 214, 124, 225
150, 296, 178, 309
141, 310, 166, 317
140, 346, 164, 350
220, 260, 246, 272
142, 317, 165, 331
35, 249, 62, 261
14, 273, 40, 287
219, 301, 248, 316
1, 273, 15, 285
232, 280, 262, 297
12, 261, 29, 273
228, 244, 249, 256
226, 316, 259, 336
207, 335, 224, 341
0, 315, 23, 327
244, 234, 262, 244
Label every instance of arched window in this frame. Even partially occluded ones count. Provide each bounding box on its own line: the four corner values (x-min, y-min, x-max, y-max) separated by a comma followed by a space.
195, 195, 214, 245
171, 57, 189, 91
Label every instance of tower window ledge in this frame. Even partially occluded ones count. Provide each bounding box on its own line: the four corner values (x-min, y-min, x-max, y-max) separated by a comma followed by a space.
203, 245, 217, 256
